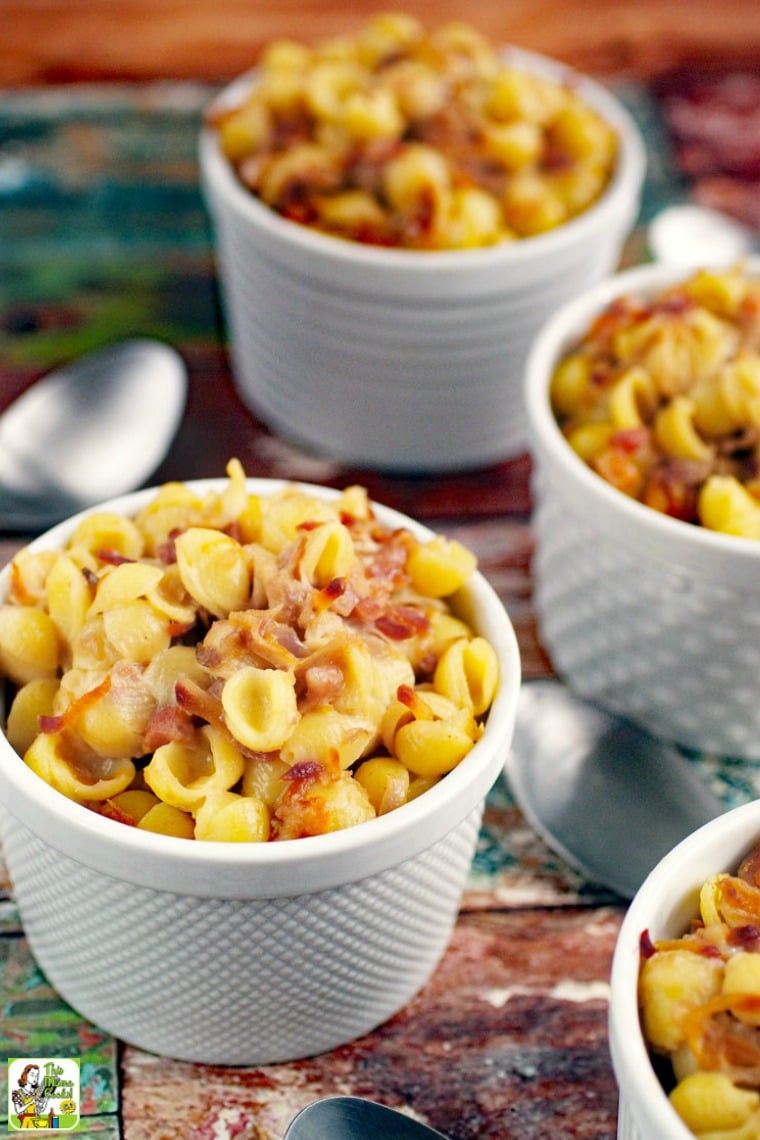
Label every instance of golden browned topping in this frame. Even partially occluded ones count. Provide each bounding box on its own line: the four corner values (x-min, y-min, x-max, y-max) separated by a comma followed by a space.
640, 846, 760, 1137
208, 13, 618, 250
0, 460, 500, 842
551, 265, 760, 536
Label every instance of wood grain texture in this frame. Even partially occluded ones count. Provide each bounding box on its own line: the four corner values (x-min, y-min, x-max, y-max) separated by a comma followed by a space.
0, 36, 756, 1133
1, 0, 758, 86
118, 908, 623, 1140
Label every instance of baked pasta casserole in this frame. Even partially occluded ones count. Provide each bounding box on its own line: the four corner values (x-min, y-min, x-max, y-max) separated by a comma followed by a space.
640, 844, 760, 1138
207, 12, 618, 250
551, 265, 760, 537
0, 461, 499, 842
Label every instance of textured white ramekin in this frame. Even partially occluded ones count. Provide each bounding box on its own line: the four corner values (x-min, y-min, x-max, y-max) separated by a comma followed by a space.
526, 257, 760, 759
199, 49, 645, 472
610, 800, 760, 1139
0, 479, 521, 1064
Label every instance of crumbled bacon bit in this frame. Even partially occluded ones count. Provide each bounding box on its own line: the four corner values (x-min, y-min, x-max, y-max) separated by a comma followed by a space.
142, 705, 196, 752
397, 684, 416, 708
639, 929, 656, 959
659, 292, 697, 317
175, 677, 224, 729
365, 527, 409, 584
375, 615, 413, 639
157, 530, 182, 565
727, 924, 760, 951
301, 661, 345, 708
698, 942, 724, 958
96, 549, 133, 565
375, 605, 430, 641
38, 713, 64, 734
322, 577, 346, 601
40, 674, 112, 734
396, 684, 435, 719
284, 759, 324, 783
351, 595, 389, 623
612, 427, 650, 455
642, 472, 700, 523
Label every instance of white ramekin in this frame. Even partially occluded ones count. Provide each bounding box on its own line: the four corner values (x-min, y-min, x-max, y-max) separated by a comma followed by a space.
0, 479, 521, 1064
199, 49, 646, 472
525, 256, 760, 759
610, 800, 760, 1139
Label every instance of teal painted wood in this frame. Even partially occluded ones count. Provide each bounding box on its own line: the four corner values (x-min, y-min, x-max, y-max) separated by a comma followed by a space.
0, 81, 672, 380
0, 940, 119, 1128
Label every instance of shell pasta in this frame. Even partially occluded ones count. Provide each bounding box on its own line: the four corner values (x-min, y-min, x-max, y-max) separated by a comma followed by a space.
639, 847, 760, 1138
207, 13, 618, 251
0, 461, 500, 842
550, 266, 760, 537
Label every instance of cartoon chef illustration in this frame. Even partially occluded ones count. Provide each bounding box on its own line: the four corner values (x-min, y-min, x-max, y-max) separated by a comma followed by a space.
11, 1063, 49, 1128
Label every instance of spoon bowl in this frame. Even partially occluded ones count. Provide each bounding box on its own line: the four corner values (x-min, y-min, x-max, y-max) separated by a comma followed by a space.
284, 1096, 449, 1140
504, 679, 724, 899
0, 338, 187, 531
647, 201, 756, 268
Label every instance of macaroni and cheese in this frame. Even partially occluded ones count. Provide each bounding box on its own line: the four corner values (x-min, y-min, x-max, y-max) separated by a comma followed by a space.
640, 845, 760, 1138
551, 265, 760, 537
207, 13, 618, 250
0, 462, 499, 842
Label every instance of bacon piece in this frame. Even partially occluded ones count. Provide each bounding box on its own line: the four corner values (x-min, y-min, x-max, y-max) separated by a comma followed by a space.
175, 677, 225, 730
727, 924, 760, 952
40, 675, 112, 734
96, 550, 134, 565
156, 532, 180, 565
639, 929, 656, 959
301, 662, 345, 707
375, 604, 430, 640
142, 705, 196, 752
283, 759, 325, 783
397, 684, 435, 720
352, 594, 389, 623
366, 526, 410, 584
317, 577, 347, 605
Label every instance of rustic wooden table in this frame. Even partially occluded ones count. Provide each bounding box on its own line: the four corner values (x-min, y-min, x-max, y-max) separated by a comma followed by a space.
0, 6, 758, 1136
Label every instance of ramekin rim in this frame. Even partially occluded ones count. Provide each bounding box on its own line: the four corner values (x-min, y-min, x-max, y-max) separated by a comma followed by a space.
609, 800, 760, 1138
198, 44, 646, 273
0, 478, 520, 878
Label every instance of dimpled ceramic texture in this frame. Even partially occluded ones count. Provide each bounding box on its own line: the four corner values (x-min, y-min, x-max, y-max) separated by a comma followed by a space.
0, 479, 521, 1064
526, 257, 760, 760
0, 803, 481, 1065
199, 49, 645, 472
609, 800, 760, 1140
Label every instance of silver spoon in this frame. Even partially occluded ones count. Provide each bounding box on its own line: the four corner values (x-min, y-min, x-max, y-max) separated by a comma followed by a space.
0, 338, 187, 532
284, 1096, 449, 1140
504, 679, 724, 900
647, 202, 756, 268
